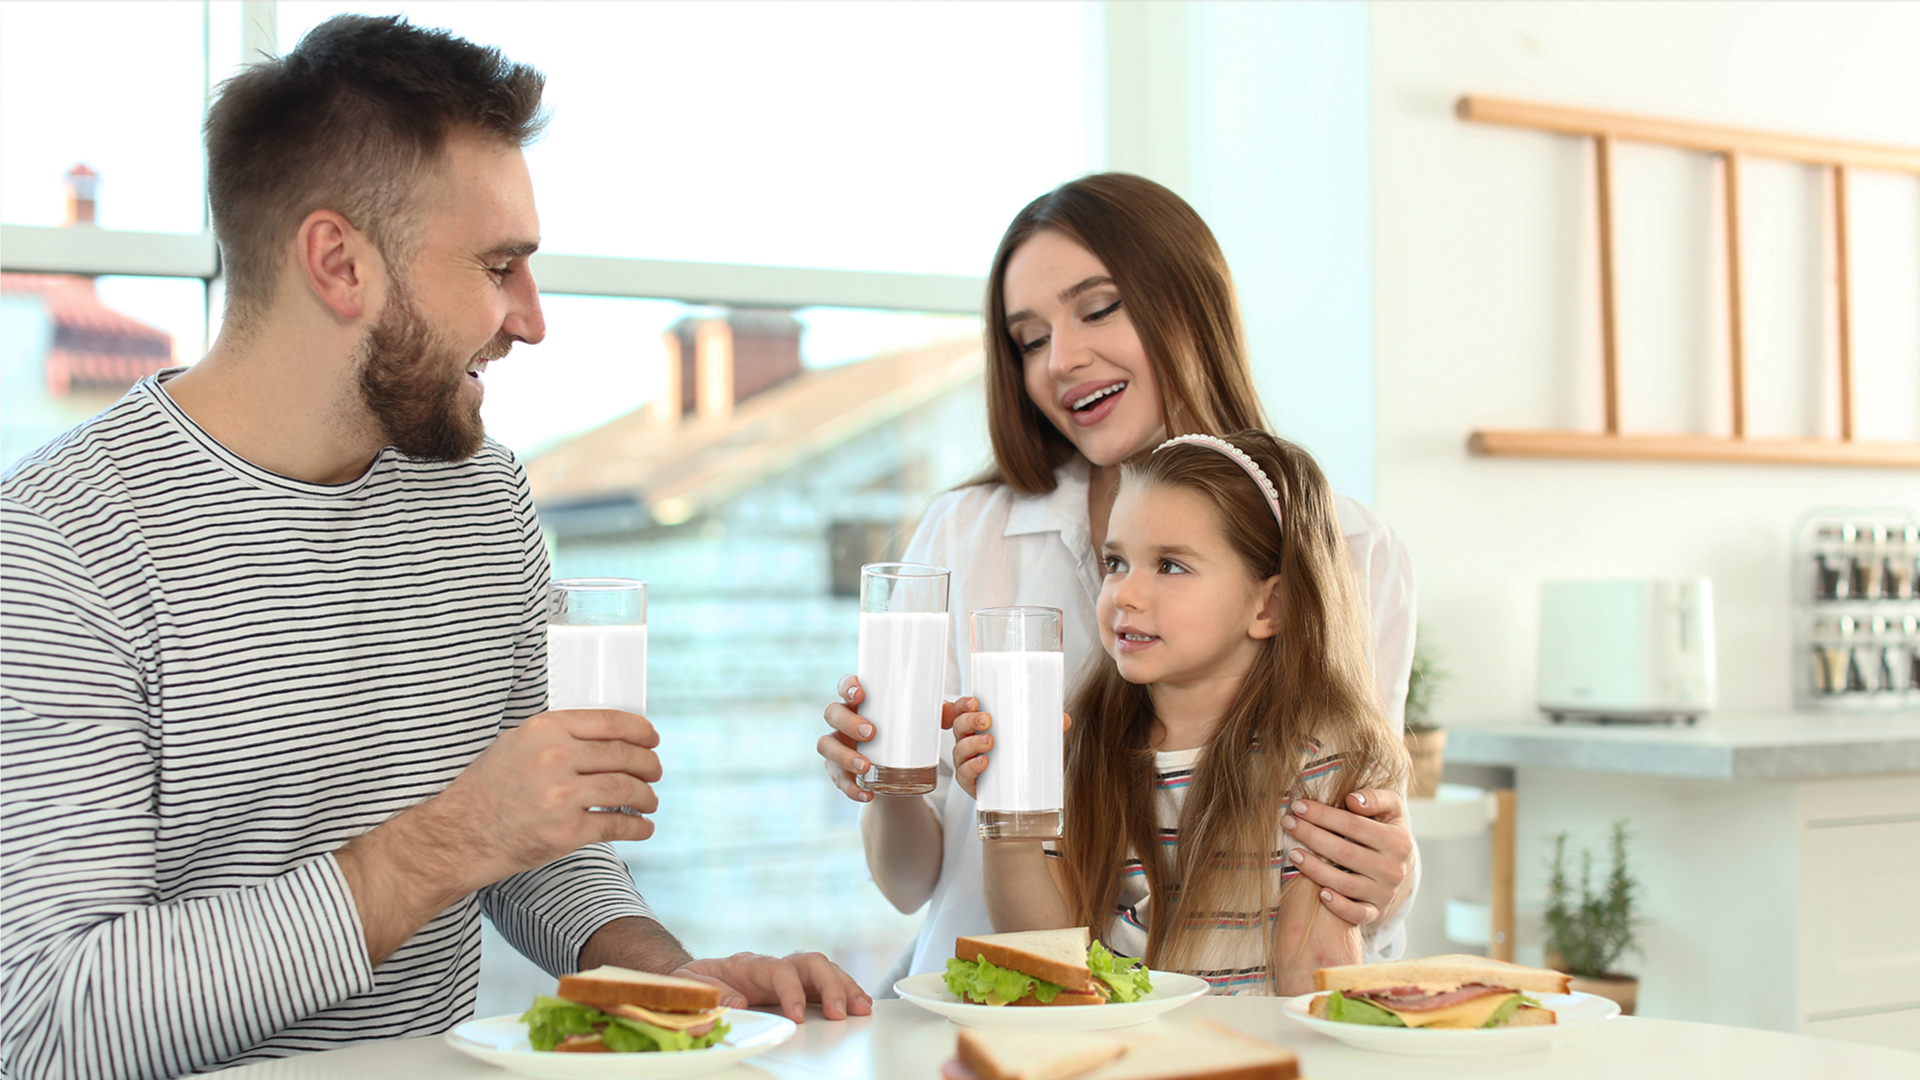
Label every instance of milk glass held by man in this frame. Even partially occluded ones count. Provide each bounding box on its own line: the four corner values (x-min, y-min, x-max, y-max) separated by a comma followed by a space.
0, 16, 865, 1080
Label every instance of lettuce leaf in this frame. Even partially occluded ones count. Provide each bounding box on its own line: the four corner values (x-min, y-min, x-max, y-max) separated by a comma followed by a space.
1480, 993, 1540, 1029
519, 995, 730, 1052
1086, 941, 1154, 1003
944, 955, 1061, 1006
1324, 990, 1407, 1027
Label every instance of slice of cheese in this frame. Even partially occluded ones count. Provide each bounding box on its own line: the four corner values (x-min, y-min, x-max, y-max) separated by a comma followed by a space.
1379, 992, 1519, 1029
604, 1002, 731, 1030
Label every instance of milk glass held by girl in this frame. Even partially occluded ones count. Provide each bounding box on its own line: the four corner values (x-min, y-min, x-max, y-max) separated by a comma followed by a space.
953, 432, 1410, 997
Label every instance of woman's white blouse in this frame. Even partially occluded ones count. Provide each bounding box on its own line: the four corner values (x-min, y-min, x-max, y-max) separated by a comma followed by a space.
892, 458, 1420, 979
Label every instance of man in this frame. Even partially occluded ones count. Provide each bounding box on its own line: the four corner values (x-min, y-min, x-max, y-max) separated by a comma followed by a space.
0, 16, 866, 1079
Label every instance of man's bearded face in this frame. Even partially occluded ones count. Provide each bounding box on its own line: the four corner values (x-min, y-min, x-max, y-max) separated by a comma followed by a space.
355, 275, 509, 462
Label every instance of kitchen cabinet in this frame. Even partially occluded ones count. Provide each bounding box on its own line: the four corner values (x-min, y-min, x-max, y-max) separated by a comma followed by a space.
1448, 713, 1920, 1051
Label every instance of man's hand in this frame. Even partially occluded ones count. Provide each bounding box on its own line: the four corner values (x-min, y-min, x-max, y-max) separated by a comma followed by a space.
1281, 788, 1414, 928
675, 952, 873, 1022
335, 708, 662, 965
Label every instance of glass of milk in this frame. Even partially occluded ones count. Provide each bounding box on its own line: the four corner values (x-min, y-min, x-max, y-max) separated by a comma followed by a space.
855, 562, 950, 796
547, 577, 648, 715
971, 607, 1065, 841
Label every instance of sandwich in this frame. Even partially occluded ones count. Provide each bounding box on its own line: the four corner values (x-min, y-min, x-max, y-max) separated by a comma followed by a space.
1308, 953, 1571, 1029
945, 927, 1153, 1007
944, 1020, 1301, 1080
521, 965, 731, 1052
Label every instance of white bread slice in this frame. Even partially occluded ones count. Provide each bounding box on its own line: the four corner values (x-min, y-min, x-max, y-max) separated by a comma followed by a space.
557, 965, 723, 1014
1309, 992, 1558, 1027
1008, 988, 1108, 1008
956, 1028, 1128, 1080
1083, 1021, 1298, 1080
1312, 953, 1571, 995
955, 928, 1096, 994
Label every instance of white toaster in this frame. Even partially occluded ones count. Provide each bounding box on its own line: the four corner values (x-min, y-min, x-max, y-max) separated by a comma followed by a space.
1537, 578, 1717, 723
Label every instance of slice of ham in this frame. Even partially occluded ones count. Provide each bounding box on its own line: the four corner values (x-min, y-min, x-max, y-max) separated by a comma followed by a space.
604, 1002, 730, 1031
1352, 983, 1509, 1012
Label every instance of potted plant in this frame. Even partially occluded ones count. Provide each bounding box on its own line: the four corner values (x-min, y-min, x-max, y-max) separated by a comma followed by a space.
1403, 627, 1447, 799
1544, 820, 1642, 1015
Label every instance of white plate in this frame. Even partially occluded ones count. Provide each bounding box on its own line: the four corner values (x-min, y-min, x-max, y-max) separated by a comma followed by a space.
444, 1010, 797, 1078
894, 970, 1209, 1030
1279, 991, 1621, 1056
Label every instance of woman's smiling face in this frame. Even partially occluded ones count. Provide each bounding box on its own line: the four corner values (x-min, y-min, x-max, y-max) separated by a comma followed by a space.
1001, 229, 1165, 467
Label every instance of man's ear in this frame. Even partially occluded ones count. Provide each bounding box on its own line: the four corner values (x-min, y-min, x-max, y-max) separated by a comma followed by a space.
295, 209, 375, 322
1249, 575, 1285, 640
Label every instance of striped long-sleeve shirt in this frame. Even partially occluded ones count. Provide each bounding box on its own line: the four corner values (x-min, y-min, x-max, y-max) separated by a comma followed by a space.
0, 374, 653, 1079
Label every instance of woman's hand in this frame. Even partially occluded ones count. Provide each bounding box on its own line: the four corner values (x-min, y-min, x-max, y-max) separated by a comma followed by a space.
818, 675, 973, 803
1281, 789, 1414, 928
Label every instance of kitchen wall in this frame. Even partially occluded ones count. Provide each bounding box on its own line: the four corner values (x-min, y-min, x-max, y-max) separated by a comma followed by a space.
1369, 1, 1920, 725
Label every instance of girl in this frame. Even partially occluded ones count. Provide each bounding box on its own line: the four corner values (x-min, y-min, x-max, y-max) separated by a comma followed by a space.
815, 174, 1418, 981
955, 431, 1410, 994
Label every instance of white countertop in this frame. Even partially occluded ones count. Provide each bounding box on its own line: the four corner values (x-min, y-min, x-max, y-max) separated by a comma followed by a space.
1445, 711, 1920, 780
216, 998, 1919, 1080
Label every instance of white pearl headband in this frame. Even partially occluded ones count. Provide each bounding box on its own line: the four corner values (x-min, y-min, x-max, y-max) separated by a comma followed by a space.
1153, 434, 1284, 532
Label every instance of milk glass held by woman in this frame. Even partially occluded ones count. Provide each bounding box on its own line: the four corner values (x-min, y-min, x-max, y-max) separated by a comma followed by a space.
855, 564, 950, 796
815, 174, 1419, 980
549, 578, 648, 714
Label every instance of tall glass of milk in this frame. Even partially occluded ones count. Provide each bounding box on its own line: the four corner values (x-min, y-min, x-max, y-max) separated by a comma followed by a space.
971, 607, 1065, 840
855, 562, 950, 796
547, 578, 648, 715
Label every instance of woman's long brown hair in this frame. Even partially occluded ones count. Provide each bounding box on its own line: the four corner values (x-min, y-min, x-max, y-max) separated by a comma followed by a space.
1059, 430, 1409, 985
979, 173, 1266, 494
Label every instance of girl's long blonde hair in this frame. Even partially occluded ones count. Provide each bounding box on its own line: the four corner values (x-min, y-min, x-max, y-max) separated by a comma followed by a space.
1059, 430, 1409, 984
979, 173, 1265, 494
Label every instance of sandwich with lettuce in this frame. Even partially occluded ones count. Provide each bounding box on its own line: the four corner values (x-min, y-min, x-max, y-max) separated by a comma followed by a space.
522, 966, 732, 1052
945, 927, 1153, 1007
1309, 954, 1570, 1029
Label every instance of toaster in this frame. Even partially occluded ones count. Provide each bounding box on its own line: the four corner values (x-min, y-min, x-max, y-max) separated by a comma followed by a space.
1537, 578, 1717, 723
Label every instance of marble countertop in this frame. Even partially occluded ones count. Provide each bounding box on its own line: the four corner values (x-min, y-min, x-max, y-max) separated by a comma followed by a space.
1445, 711, 1920, 781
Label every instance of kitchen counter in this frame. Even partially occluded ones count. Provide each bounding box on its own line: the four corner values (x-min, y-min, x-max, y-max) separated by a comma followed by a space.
1445, 711, 1920, 780
1438, 710, 1920, 1049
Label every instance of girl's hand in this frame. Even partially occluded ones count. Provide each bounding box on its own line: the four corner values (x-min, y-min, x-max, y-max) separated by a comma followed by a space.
952, 710, 1072, 800
818, 676, 974, 803
950, 708, 993, 799
1281, 789, 1414, 927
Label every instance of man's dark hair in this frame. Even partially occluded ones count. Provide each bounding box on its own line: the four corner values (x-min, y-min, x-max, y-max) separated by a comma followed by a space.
205, 15, 546, 323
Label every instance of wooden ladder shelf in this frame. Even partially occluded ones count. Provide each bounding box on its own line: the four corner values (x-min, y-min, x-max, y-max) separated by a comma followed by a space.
1458, 95, 1920, 469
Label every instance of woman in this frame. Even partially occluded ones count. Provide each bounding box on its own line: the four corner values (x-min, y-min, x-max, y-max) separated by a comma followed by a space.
816, 173, 1417, 981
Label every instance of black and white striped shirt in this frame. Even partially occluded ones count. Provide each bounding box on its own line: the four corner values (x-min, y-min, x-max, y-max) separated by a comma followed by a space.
1, 374, 653, 1079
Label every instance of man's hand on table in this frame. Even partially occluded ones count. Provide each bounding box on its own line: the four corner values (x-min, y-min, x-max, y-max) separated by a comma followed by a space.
676, 952, 873, 1022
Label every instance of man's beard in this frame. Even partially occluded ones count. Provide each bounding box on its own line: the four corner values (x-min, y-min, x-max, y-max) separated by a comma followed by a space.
355, 279, 505, 462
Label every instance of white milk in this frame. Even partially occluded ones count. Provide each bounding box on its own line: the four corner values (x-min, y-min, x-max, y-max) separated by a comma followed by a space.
972, 650, 1066, 812
856, 610, 948, 769
547, 623, 648, 714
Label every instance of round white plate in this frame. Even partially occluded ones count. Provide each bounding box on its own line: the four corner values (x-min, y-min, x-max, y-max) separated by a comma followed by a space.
1279, 991, 1621, 1056
444, 1010, 797, 1078
894, 971, 1209, 1030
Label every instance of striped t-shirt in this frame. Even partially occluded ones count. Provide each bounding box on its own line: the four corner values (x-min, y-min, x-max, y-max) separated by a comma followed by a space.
1048, 741, 1344, 995
0, 374, 653, 1079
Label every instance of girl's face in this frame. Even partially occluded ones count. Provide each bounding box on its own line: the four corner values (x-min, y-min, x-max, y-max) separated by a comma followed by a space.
1096, 480, 1279, 691
1001, 229, 1165, 467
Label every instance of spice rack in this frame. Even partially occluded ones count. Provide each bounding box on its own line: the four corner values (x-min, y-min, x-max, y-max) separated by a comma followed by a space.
1794, 510, 1920, 711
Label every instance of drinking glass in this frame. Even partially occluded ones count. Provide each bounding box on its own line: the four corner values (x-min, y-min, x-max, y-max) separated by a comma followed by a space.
548, 577, 648, 714
856, 563, 950, 796
972, 607, 1065, 840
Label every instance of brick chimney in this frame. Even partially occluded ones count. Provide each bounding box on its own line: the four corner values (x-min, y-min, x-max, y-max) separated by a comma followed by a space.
64, 163, 99, 226
665, 310, 803, 422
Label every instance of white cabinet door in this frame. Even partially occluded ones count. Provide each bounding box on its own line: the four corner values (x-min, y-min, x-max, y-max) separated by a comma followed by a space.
1795, 775, 1920, 1025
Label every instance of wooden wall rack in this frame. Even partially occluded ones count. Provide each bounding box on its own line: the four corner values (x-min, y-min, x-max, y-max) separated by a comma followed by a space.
1458, 95, 1920, 469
